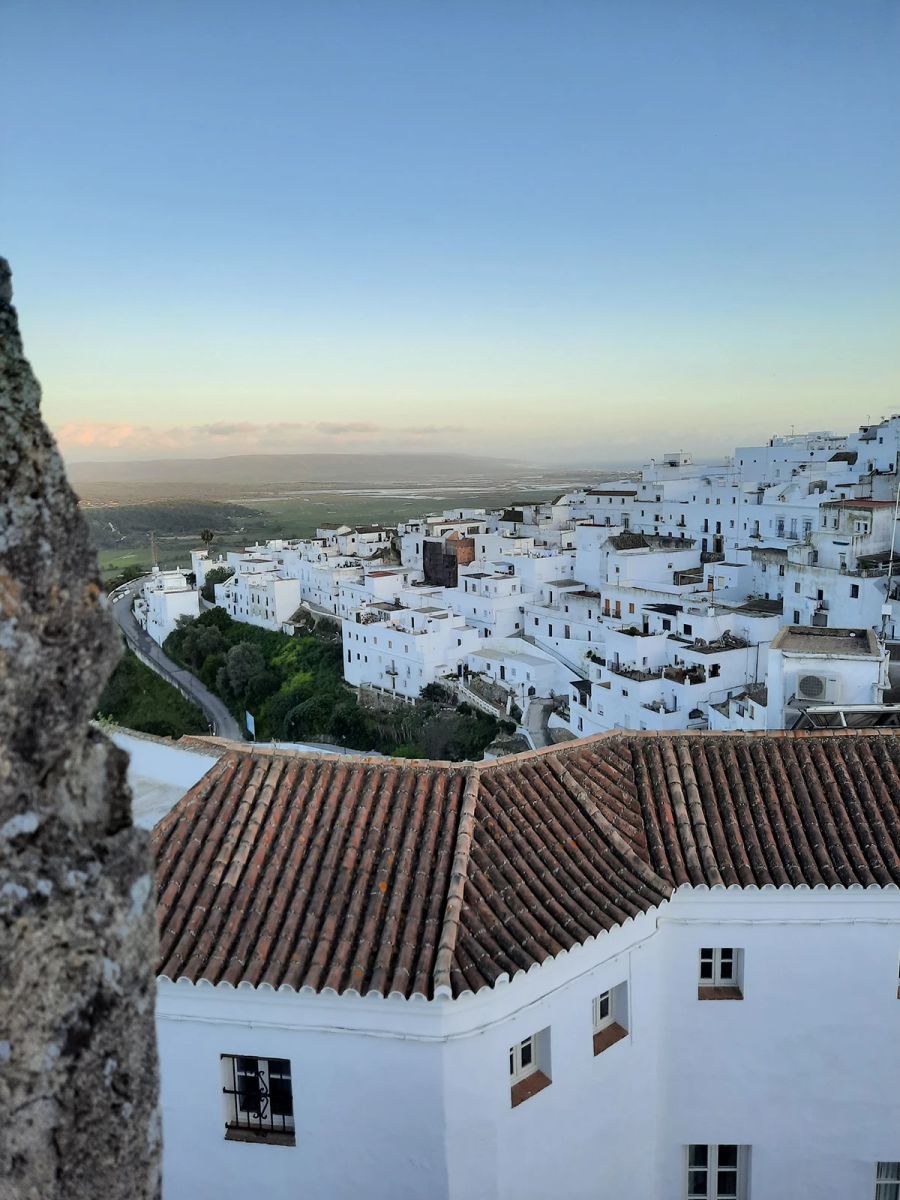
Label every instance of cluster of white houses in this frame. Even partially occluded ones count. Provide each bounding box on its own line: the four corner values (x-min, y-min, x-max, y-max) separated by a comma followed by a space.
134, 413, 900, 737
141, 726, 900, 1199
119, 414, 900, 1197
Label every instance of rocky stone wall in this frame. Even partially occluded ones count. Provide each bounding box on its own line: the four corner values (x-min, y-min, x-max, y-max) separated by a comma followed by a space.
0, 258, 160, 1199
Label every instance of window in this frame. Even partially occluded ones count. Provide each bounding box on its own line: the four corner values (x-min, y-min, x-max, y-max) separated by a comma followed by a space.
851, 584, 860, 598
698, 948, 743, 998
592, 981, 629, 1054
509, 1029, 551, 1107
509, 1035, 536, 1083
877, 1163, 900, 1199
686, 1144, 749, 1199
221, 1055, 295, 1145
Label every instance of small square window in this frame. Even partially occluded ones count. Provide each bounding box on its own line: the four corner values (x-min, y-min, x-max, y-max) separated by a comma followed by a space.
593, 989, 612, 1030
592, 981, 629, 1055
698, 948, 743, 998
509, 1029, 551, 1107
221, 1054, 295, 1145
686, 1144, 749, 1199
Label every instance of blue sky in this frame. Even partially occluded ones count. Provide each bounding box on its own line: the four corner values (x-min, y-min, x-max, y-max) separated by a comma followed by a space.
4, 0, 899, 463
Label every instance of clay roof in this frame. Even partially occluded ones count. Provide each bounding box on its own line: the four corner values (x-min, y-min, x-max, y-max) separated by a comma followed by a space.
821, 498, 897, 509
153, 730, 900, 1000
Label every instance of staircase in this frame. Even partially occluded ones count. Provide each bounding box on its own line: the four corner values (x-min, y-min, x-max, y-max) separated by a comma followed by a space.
515, 632, 589, 680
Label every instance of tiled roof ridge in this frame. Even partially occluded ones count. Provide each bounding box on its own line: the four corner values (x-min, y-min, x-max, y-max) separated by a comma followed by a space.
433, 768, 480, 999
547, 758, 671, 899
161, 725, 900, 776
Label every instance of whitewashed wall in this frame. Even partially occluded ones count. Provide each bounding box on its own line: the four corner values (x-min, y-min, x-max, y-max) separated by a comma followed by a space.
157, 887, 900, 1200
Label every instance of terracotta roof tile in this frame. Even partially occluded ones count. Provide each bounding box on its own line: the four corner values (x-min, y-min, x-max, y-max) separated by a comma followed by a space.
152, 731, 900, 999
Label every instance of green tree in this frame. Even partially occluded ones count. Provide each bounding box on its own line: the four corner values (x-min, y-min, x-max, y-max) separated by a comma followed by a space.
224, 641, 267, 701
201, 565, 233, 603
199, 527, 215, 552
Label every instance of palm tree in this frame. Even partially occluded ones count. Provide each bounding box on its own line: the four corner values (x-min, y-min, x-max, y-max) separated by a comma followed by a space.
199, 528, 215, 554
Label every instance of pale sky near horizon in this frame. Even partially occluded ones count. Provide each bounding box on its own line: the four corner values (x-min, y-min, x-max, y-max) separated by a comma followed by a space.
4, 1, 899, 465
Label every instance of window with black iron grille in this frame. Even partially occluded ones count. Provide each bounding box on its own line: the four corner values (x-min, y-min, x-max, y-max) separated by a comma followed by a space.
221, 1054, 295, 1144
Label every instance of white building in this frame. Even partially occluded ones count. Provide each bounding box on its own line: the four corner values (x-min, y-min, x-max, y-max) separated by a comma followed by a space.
449, 566, 531, 639
133, 567, 199, 646
152, 729, 900, 1200
214, 553, 301, 631
465, 639, 569, 704
317, 523, 392, 559
342, 599, 481, 700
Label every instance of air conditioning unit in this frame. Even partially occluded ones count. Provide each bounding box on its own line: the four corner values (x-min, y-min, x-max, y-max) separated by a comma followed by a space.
797, 674, 837, 702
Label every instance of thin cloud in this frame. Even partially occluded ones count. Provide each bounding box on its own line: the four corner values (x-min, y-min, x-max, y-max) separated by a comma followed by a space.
53, 418, 471, 460
314, 421, 381, 435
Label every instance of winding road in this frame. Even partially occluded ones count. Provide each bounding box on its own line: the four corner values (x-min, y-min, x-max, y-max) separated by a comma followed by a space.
109, 579, 243, 741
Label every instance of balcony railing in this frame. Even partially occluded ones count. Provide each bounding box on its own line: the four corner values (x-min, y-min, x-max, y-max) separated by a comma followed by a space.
608, 663, 664, 683
663, 665, 707, 686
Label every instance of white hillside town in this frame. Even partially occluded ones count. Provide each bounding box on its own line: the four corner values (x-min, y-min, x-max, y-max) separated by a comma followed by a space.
141, 413, 900, 737
116, 411, 900, 1200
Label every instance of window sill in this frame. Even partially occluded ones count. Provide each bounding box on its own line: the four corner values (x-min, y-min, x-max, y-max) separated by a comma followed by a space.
225, 1127, 295, 1147
698, 986, 743, 1000
593, 1023, 628, 1056
510, 1070, 551, 1109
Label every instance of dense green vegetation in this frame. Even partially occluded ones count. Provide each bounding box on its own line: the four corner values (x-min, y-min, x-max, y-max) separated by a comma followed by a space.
163, 610, 509, 759
83, 501, 267, 549
96, 649, 207, 738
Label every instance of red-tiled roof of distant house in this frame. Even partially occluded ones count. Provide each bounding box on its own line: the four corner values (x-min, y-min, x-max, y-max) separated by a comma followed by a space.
153, 730, 900, 1000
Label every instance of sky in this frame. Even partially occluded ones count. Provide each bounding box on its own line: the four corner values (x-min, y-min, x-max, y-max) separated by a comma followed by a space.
3, 0, 899, 465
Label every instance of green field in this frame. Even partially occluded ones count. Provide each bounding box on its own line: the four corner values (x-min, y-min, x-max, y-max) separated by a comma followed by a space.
82, 468, 625, 579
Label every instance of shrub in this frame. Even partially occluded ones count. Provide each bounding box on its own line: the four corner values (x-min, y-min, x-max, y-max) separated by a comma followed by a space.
201, 566, 234, 603
95, 650, 206, 738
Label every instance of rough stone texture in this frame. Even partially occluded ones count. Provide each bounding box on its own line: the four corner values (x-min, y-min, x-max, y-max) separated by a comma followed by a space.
0, 258, 160, 1199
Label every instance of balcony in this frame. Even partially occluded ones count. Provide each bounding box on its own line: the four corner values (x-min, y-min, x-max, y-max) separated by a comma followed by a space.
608, 663, 664, 683
663, 665, 707, 686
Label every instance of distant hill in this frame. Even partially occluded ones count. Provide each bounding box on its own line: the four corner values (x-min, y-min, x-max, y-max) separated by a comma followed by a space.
67, 451, 522, 487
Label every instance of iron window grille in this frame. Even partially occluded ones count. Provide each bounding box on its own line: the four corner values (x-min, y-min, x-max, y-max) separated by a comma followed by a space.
222, 1055, 294, 1141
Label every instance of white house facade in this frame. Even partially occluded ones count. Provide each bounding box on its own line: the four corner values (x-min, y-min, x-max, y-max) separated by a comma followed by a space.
133, 567, 199, 646
152, 730, 900, 1200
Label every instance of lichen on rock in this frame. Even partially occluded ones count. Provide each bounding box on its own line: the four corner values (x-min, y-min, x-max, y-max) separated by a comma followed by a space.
0, 257, 160, 1199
